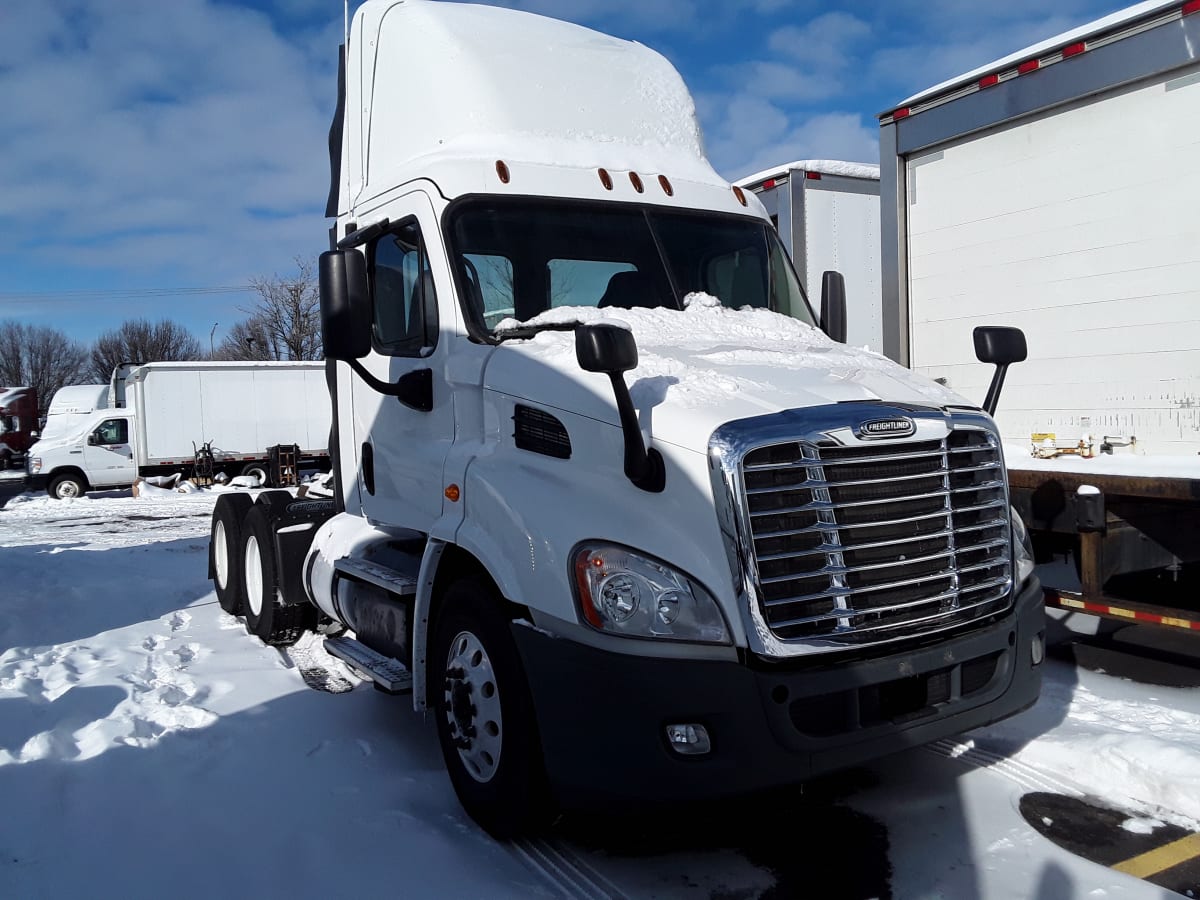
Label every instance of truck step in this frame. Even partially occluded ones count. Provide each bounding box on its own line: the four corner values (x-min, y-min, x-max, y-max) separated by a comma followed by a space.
334, 556, 419, 598
324, 636, 413, 693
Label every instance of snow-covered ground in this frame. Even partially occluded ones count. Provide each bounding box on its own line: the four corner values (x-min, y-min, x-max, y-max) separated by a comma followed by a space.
1, 487, 1195, 898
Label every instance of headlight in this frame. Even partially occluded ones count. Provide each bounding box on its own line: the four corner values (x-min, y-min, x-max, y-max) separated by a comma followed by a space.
1011, 506, 1035, 585
573, 544, 730, 644
29, 456, 42, 473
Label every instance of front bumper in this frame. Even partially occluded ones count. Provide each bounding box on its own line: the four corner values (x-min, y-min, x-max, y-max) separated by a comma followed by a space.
512, 576, 1044, 811
24, 473, 47, 492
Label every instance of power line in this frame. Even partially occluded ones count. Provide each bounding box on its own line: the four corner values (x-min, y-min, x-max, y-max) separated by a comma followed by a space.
0, 286, 254, 304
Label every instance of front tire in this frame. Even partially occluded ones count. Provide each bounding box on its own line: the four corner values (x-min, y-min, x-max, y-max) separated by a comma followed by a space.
48, 473, 86, 499
241, 506, 309, 646
432, 577, 552, 839
210, 493, 254, 615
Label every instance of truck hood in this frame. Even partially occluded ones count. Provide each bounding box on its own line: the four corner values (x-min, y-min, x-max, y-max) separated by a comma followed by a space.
483, 298, 974, 454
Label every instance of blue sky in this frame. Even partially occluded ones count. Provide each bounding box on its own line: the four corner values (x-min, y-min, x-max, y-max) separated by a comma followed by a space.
0, 0, 1128, 348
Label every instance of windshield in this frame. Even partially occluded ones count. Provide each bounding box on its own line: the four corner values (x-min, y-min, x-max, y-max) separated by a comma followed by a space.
447, 199, 817, 334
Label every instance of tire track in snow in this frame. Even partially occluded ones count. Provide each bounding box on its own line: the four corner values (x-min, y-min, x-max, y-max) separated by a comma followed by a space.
923, 736, 1086, 797
510, 836, 628, 900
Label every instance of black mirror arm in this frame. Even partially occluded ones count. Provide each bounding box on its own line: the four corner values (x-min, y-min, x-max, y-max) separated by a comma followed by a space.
982, 364, 1010, 417
344, 359, 433, 412
606, 372, 665, 493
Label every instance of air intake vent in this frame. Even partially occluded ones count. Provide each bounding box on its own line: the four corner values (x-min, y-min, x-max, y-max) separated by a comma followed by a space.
513, 405, 571, 459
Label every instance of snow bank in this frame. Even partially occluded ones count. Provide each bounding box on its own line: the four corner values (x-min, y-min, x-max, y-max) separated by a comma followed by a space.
975, 663, 1200, 830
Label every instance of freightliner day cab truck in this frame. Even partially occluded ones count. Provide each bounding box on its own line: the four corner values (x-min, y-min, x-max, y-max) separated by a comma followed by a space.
878, 0, 1200, 632
209, 0, 1043, 837
29, 361, 331, 498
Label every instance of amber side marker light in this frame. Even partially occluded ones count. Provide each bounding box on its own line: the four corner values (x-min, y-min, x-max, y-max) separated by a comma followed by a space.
495, 160, 510, 184
444, 484, 461, 502
732, 185, 747, 206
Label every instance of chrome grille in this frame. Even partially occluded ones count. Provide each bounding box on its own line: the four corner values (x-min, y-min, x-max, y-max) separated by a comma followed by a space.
741, 428, 1012, 644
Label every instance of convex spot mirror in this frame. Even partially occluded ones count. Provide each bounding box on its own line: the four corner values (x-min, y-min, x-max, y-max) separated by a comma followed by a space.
973, 326, 1027, 366
576, 323, 638, 374
319, 249, 371, 361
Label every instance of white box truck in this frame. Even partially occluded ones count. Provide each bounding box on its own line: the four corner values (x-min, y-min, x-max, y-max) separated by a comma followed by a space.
878, 1, 1200, 629
209, 0, 1043, 838
738, 161, 884, 356
28, 361, 331, 498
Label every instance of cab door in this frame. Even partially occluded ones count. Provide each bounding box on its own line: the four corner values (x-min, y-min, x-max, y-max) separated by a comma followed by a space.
84, 416, 135, 485
351, 191, 456, 531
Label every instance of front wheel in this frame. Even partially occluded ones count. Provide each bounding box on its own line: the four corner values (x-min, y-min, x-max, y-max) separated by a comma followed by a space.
432, 577, 553, 839
241, 506, 310, 646
48, 473, 86, 500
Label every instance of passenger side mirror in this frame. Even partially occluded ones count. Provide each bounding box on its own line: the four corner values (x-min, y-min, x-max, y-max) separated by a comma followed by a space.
820, 271, 847, 343
575, 323, 638, 374
574, 324, 664, 493
87, 434, 98, 446
319, 249, 371, 361
973, 325, 1027, 416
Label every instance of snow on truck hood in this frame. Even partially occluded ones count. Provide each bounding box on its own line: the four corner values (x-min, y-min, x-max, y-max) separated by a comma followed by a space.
486, 296, 970, 454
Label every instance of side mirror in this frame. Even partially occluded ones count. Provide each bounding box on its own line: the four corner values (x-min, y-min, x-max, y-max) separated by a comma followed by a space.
574, 324, 663, 493
973, 325, 1028, 416
319, 249, 371, 361
820, 271, 847, 343
575, 323, 638, 374
86, 434, 98, 446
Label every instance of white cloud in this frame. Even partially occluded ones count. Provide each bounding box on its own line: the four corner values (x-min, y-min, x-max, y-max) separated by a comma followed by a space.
0, 0, 332, 293
729, 110, 879, 181
767, 11, 871, 67
714, 59, 839, 102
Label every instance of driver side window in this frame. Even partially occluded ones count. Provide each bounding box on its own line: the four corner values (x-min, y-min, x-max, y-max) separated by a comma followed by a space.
94, 419, 128, 445
370, 220, 439, 357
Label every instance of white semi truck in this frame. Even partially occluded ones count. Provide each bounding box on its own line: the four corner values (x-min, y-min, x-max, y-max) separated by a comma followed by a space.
209, 0, 1043, 837
28, 361, 330, 498
738, 161, 884, 355
878, 0, 1200, 630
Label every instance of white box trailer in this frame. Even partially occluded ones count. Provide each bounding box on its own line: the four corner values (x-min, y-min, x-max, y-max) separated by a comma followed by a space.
878, 0, 1200, 629
738, 161, 884, 355
127, 362, 329, 468
28, 361, 331, 498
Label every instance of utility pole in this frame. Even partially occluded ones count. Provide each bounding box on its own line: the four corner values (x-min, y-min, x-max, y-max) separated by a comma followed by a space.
210, 322, 219, 357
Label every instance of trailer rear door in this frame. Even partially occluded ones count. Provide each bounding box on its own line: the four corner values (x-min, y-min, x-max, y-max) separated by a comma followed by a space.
905, 64, 1200, 454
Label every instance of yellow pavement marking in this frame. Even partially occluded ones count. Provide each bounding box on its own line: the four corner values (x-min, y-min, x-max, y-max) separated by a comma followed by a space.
1113, 831, 1200, 879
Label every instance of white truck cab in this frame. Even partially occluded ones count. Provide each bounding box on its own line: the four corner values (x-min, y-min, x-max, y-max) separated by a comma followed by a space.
210, 0, 1043, 838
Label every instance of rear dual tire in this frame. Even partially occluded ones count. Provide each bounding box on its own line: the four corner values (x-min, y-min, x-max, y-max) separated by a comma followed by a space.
241, 506, 311, 646
211, 493, 254, 615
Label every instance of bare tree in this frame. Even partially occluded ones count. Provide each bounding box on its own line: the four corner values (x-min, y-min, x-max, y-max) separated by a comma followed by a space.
243, 257, 322, 360
88, 318, 204, 382
212, 316, 275, 361
0, 320, 87, 414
